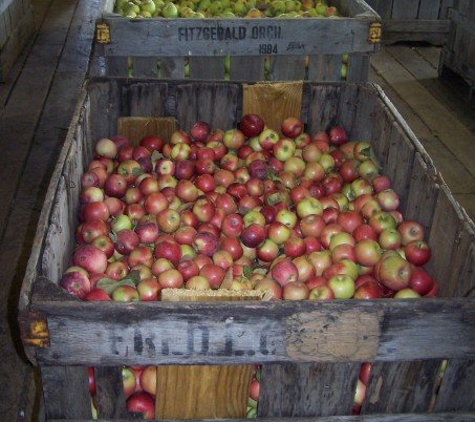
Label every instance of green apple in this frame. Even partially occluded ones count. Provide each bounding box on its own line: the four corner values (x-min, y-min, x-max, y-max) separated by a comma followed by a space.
328, 274, 355, 299
162, 2, 178, 17
140, 0, 156, 13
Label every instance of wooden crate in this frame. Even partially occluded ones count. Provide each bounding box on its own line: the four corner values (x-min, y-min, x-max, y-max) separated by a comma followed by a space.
365, 0, 454, 45
18, 79, 475, 421
0, 0, 36, 82
438, 0, 475, 104
92, 0, 381, 82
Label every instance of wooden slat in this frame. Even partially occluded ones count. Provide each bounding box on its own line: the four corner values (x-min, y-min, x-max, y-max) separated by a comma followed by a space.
28, 297, 475, 366
433, 359, 475, 412
131, 57, 157, 78
403, 154, 439, 236
41, 365, 92, 420
158, 56, 185, 79
189, 56, 225, 80
229, 56, 265, 81
117, 117, 177, 146
269, 56, 306, 81
155, 365, 254, 419
347, 54, 370, 83
94, 366, 129, 419
308, 54, 343, 82
362, 360, 441, 414
425, 185, 466, 297
259, 363, 359, 417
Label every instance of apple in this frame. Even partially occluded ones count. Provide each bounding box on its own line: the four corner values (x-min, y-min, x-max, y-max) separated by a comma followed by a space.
353, 280, 384, 299
105, 260, 129, 281
270, 258, 299, 287
72, 244, 108, 274
239, 114, 265, 138
281, 117, 303, 139
408, 267, 434, 295
328, 274, 355, 299
137, 277, 161, 301
308, 285, 335, 300
397, 220, 425, 245
354, 239, 382, 267
122, 367, 136, 398
95, 137, 118, 159
193, 196, 216, 223
60, 271, 91, 299
258, 128, 279, 150
329, 126, 348, 146
157, 268, 184, 289
190, 121, 211, 142
154, 239, 182, 265
140, 365, 157, 396
283, 281, 309, 300
112, 285, 139, 302
376, 253, 412, 291
376, 189, 400, 212
126, 392, 155, 420
405, 240, 431, 266
240, 223, 266, 248
393, 287, 421, 298
275, 209, 298, 229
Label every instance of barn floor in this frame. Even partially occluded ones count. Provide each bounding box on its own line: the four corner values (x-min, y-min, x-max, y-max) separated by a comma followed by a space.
0, 1, 474, 421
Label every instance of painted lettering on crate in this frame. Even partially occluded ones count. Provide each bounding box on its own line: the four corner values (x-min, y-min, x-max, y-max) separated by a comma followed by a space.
124, 320, 278, 359
177, 25, 282, 42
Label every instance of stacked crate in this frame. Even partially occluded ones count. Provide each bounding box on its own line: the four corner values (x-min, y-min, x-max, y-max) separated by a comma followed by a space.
0, 0, 35, 82
365, 0, 454, 45
439, 0, 475, 103
92, 0, 381, 82
19, 79, 475, 422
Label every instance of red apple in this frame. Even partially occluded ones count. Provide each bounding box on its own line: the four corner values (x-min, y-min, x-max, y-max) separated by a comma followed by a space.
405, 240, 431, 266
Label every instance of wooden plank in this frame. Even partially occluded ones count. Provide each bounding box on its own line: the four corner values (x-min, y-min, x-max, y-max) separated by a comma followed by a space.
155, 365, 254, 419
131, 57, 157, 78
391, 0, 419, 19
403, 154, 439, 237
258, 363, 359, 417
419, 0, 442, 19
308, 54, 343, 82
365, 0, 393, 20
28, 297, 475, 365
94, 366, 129, 419
229, 56, 265, 81
371, 47, 475, 179
425, 186, 466, 297
433, 359, 475, 412
362, 360, 441, 413
347, 54, 370, 83
158, 56, 185, 79
269, 55, 306, 81
41, 365, 92, 419
101, 17, 378, 58
189, 56, 225, 80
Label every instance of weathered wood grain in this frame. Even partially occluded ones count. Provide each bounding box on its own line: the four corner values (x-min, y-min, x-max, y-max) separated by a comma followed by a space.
362, 360, 441, 413
41, 365, 91, 420
259, 363, 360, 417
94, 366, 129, 419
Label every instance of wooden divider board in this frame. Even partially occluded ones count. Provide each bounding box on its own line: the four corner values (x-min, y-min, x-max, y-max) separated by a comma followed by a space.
116, 83, 304, 419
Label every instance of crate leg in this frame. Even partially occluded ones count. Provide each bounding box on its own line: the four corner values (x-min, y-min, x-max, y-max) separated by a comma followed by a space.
40, 365, 92, 419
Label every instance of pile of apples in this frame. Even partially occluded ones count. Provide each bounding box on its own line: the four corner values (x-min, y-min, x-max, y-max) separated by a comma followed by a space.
87, 365, 261, 419
61, 113, 438, 303
115, 0, 340, 19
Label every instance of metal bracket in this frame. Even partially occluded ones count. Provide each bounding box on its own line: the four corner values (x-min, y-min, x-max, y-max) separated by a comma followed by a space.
19, 311, 50, 348
96, 22, 111, 44
368, 22, 382, 44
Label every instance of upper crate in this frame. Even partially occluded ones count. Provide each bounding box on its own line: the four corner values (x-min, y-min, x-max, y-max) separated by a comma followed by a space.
92, 0, 381, 82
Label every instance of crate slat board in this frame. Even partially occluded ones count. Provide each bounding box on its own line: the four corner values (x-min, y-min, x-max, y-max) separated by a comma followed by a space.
439, 0, 475, 104
92, 0, 381, 82
18, 80, 475, 422
0, 0, 36, 81
365, 0, 454, 45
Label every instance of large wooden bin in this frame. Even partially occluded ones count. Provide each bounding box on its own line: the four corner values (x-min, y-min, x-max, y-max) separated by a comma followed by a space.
0, 0, 36, 82
365, 0, 454, 45
19, 78, 475, 422
92, 0, 381, 82
438, 0, 475, 104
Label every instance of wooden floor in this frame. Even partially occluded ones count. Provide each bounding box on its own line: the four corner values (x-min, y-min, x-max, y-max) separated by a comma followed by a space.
0, 2, 474, 421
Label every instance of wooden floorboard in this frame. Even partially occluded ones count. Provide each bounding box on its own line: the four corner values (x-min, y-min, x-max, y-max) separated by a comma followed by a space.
370, 48, 475, 183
